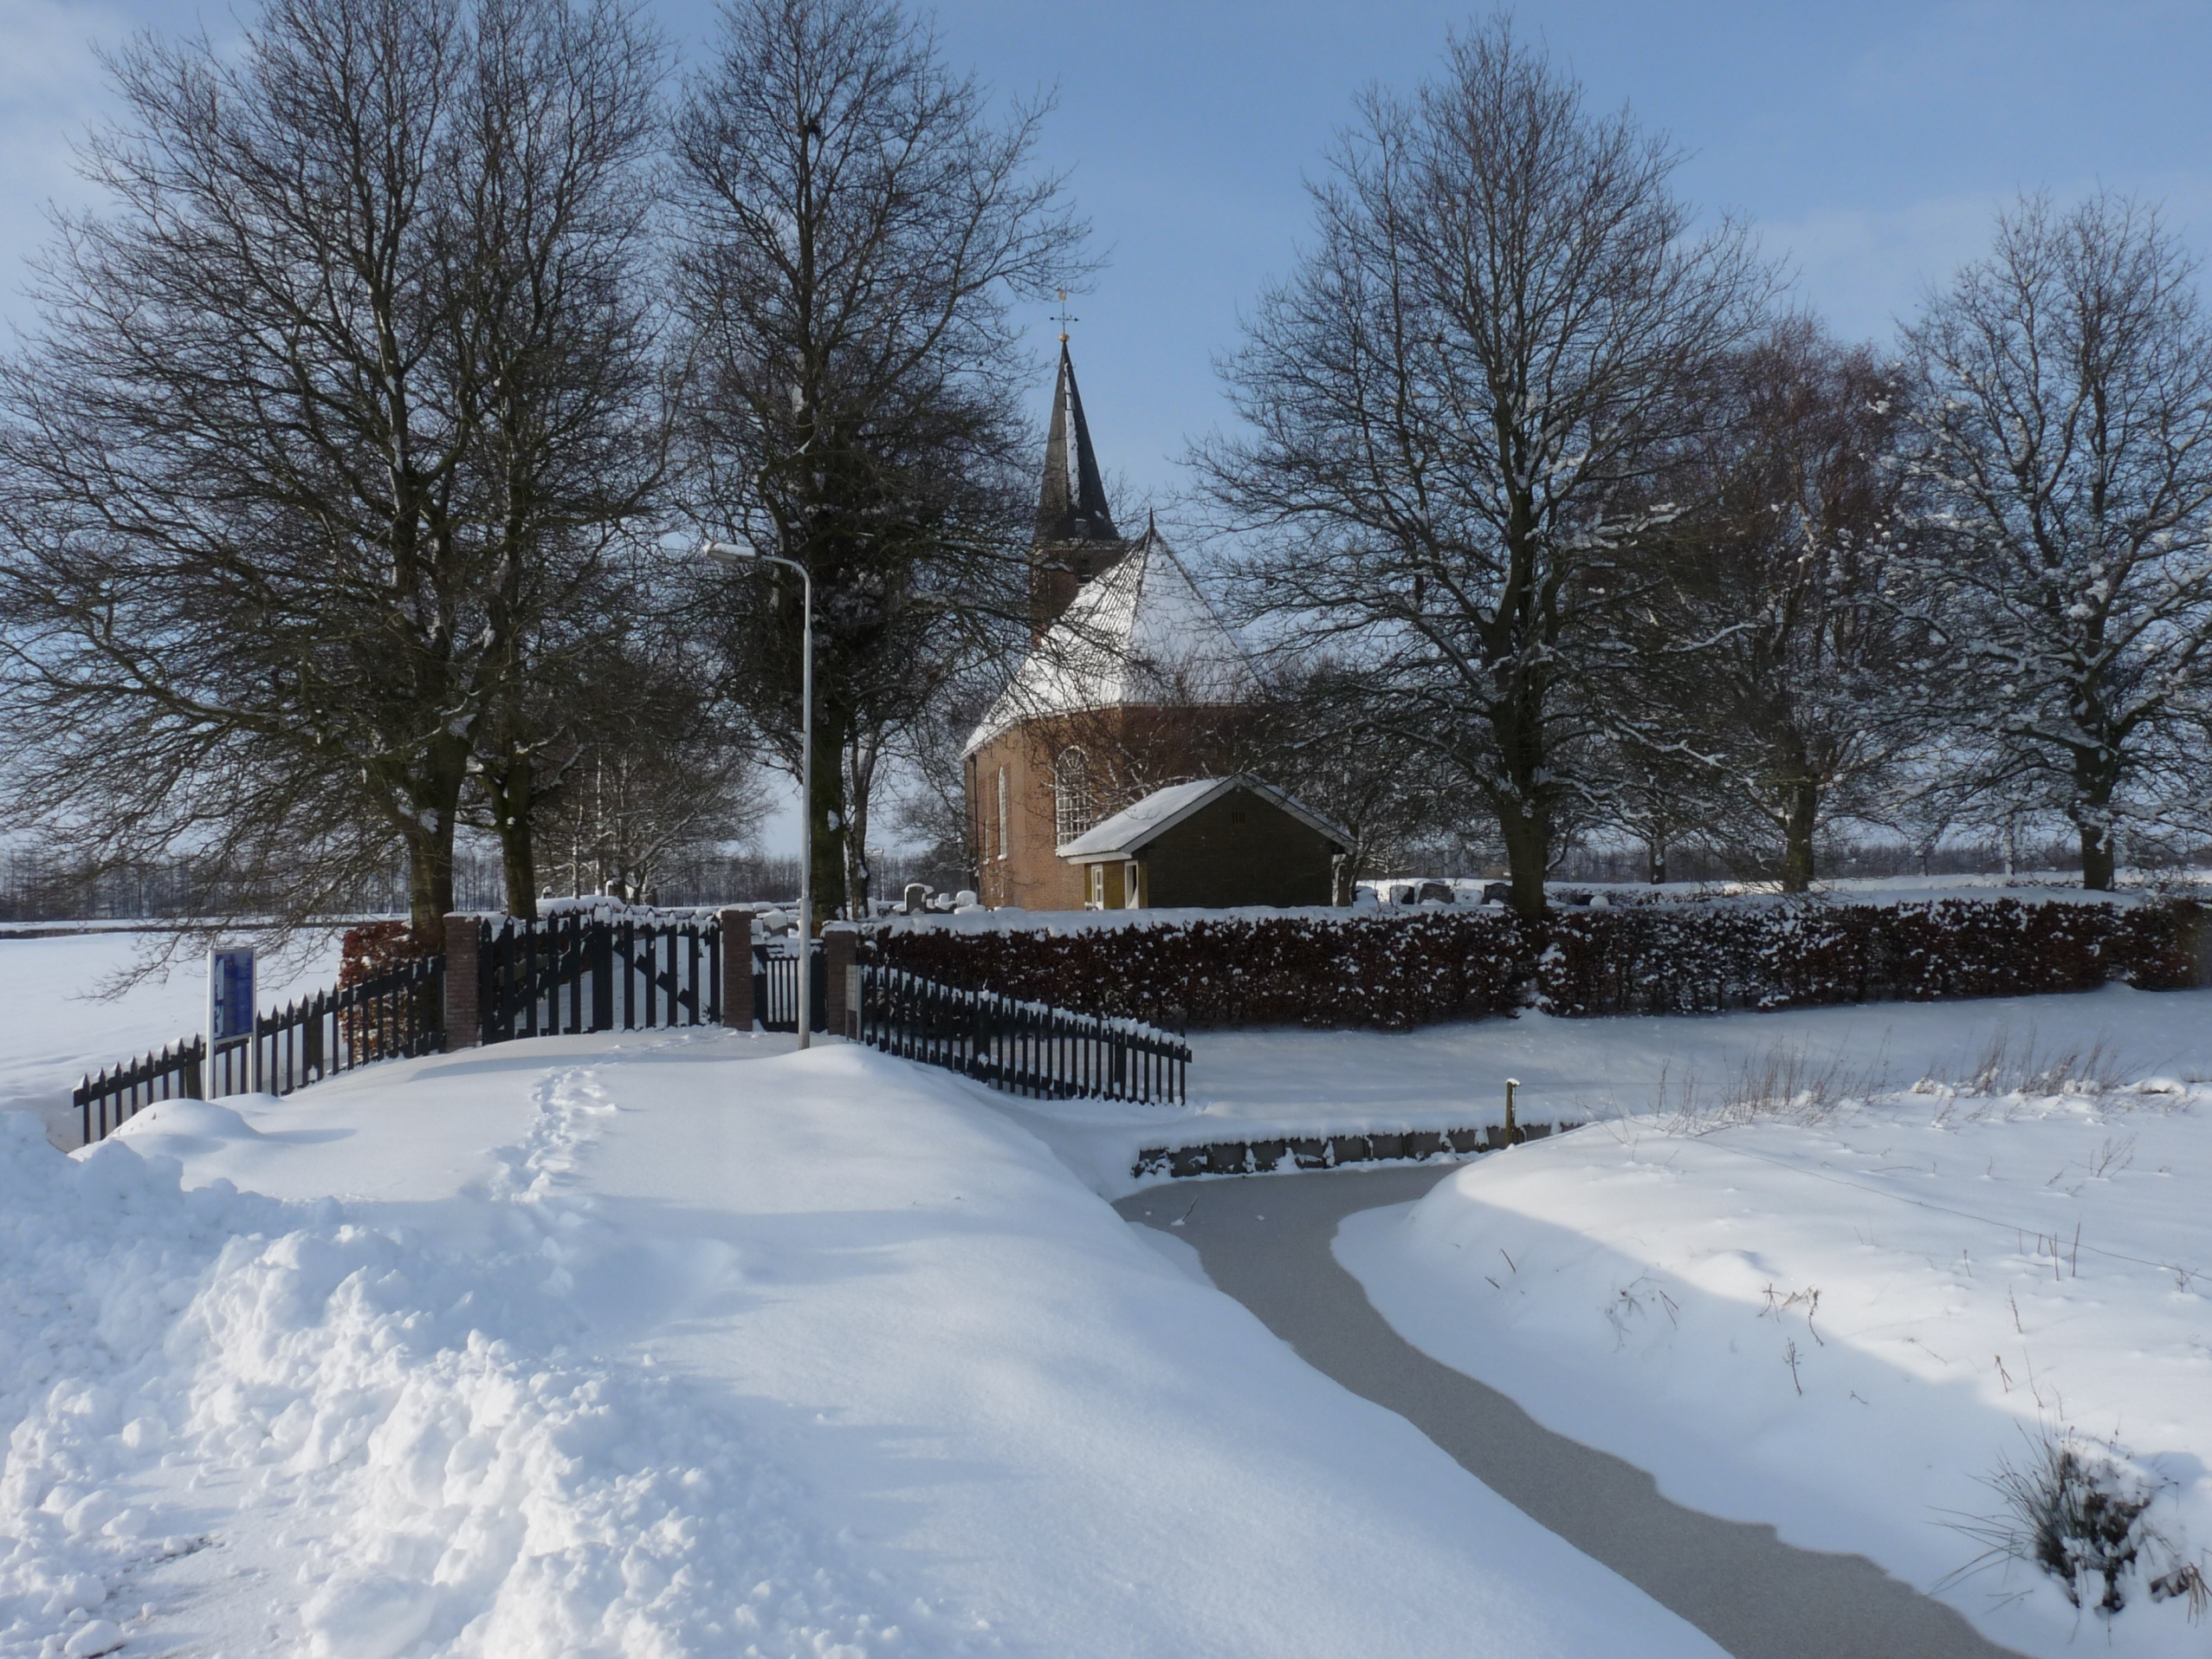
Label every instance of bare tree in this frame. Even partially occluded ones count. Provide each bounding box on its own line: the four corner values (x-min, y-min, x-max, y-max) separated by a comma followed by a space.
1239, 658, 1461, 901
670, 0, 1085, 928
1196, 18, 1773, 915
1903, 191, 2212, 890
0, 0, 666, 941
533, 632, 769, 901
1617, 320, 1927, 891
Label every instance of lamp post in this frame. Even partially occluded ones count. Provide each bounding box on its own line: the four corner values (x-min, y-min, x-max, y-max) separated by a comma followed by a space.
699, 537, 815, 1050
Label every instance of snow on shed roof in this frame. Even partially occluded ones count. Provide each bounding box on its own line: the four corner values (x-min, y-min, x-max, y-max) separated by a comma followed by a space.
1057, 775, 1351, 860
964, 528, 1255, 755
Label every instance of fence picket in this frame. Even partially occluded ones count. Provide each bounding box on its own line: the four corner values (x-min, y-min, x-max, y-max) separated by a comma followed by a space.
471, 913, 727, 1045
856, 962, 1187, 1106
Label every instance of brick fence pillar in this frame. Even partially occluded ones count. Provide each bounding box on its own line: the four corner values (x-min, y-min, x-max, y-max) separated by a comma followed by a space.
717, 907, 754, 1029
442, 913, 481, 1050
822, 924, 857, 1038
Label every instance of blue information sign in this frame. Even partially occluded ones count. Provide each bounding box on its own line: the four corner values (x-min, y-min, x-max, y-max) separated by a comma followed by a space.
209, 948, 256, 1044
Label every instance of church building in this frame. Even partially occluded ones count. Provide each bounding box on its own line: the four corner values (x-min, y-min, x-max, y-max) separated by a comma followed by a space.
963, 344, 1262, 909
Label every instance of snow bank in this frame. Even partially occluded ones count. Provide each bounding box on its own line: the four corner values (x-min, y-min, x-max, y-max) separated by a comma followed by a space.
992, 984, 2212, 1196
0, 1028, 1724, 1656
0, 1080, 893, 1656
1336, 1005, 2212, 1659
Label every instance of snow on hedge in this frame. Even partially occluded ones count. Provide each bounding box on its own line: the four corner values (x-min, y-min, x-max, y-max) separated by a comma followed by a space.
875, 895, 2208, 1031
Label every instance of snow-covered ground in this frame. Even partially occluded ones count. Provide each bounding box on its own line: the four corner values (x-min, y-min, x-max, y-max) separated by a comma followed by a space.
1338, 993, 2212, 1659
1019, 982, 2212, 1194
8, 926, 2212, 1655
0, 1027, 1724, 1657
0, 930, 343, 1149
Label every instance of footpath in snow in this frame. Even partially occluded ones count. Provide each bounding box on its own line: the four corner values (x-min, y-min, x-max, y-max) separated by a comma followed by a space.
1337, 987, 2212, 1659
0, 1026, 1724, 1657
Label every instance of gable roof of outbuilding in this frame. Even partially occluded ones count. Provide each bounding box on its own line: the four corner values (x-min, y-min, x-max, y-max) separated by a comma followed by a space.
1056, 775, 1351, 860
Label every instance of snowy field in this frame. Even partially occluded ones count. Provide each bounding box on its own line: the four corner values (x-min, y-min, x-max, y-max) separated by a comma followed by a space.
1338, 993, 2212, 1659
0, 1028, 1724, 1657
0, 931, 343, 1149
1019, 982, 2212, 1193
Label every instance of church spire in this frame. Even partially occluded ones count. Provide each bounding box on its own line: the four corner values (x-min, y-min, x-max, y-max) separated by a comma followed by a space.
1036, 342, 1117, 545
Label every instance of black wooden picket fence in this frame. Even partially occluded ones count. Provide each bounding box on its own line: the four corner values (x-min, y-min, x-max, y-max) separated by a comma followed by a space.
74, 912, 1187, 1144
755, 940, 827, 1033
251, 957, 444, 1093
855, 962, 1189, 1105
476, 912, 724, 1040
74, 1039, 205, 1146
76, 958, 444, 1144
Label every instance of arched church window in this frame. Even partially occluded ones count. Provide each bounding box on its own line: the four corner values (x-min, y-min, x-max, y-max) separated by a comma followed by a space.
1054, 748, 1095, 846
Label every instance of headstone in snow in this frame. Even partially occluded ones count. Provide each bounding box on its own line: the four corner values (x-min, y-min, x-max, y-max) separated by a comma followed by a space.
903, 883, 928, 915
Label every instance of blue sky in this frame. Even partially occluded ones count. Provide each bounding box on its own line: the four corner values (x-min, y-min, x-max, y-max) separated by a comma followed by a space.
3, 0, 2208, 504
3, 0, 2206, 855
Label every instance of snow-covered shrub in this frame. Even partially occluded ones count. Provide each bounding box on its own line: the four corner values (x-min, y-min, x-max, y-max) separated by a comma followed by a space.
1947, 1423, 2208, 1620
870, 898, 2206, 1030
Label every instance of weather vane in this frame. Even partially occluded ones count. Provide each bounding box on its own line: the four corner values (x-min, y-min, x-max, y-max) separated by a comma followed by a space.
1056, 288, 1077, 343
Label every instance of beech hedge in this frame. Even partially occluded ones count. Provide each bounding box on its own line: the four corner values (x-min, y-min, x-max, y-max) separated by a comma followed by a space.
867, 898, 2209, 1031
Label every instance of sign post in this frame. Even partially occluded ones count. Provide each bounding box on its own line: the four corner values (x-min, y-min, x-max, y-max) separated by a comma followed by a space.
207, 946, 257, 1097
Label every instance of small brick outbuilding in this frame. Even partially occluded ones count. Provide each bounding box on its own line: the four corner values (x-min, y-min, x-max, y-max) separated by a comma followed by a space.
1056, 776, 1349, 910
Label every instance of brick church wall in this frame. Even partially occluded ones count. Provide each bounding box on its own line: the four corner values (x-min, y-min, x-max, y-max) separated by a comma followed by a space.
967, 705, 1258, 911
968, 726, 1087, 911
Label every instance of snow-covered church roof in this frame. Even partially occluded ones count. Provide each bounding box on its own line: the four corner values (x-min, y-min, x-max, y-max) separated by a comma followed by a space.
964, 526, 1257, 755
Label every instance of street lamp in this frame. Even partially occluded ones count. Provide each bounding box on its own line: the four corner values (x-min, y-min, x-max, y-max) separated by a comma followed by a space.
699, 537, 815, 1050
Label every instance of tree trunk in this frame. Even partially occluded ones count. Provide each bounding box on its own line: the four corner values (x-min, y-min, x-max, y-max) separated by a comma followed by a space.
1499, 799, 1550, 917
1781, 781, 1819, 893
2073, 748, 2121, 891
499, 816, 539, 921
844, 731, 873, 921
2079, 822, 2116, 891
1647, 833, 1667, 885
482, 754, 540, 921
403, 820, 456, 939
401, 736, 471, 932
807, 705, 850, 931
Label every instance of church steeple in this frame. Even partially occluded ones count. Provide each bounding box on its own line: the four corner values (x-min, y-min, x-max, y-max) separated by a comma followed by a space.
1037, 342, 1117, 544
1030, 341, 1132, 639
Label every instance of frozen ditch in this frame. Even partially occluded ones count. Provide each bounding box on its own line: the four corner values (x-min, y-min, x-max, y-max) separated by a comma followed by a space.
1329, 1007, 2212, 1659
1119, 1166, 2023, 1659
